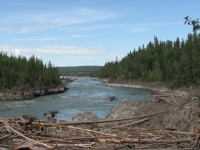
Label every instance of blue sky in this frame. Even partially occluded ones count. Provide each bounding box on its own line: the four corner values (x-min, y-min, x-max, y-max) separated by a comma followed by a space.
0, 0, 199, 66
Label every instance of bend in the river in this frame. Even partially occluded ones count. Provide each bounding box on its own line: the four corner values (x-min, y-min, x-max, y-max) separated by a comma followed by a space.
0, 77, 154, 120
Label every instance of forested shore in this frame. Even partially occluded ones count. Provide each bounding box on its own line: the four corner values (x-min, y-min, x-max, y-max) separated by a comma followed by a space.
58, 66, 103, 76
98, 32, 200, 87
0, 52, 61, 88
0, 52, 67, 99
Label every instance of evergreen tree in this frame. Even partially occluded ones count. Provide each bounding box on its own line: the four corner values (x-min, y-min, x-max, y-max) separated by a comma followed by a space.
0, 52, 61, 89
98, 32, 200, 87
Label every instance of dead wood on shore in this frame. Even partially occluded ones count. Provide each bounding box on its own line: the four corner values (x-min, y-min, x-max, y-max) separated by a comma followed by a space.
0, 105, 199, 150
154, 93, 181, 104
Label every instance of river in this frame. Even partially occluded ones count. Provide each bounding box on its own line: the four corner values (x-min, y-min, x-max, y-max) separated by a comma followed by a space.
0, 77, 154, 120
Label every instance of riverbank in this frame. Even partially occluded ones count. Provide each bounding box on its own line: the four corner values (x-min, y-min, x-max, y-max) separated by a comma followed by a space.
99, 78, 200, 132
1, 96, 200, 149
0, 79, 71, 100
1, 78, 200, 149
0, 83, 67, 100
100, 78, 198, 96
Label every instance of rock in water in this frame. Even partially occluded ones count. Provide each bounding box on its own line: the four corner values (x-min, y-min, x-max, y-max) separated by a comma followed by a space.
19, 115, 36, 126
44, 110, 58, 122
108, 96, 115, 101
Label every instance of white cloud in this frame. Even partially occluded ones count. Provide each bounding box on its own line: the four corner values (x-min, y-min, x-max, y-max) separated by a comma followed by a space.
71, 34, 91, 38
131, 28, 150, 32
0, 45, 126, 66
0, 45, 103, 55
134, 22, 182, 27
38, 45, 102, 55
0, 27, 12, 32
143, 22, 182, 26
13, 7, 118, 33
58, 23, 119, 32
130, 21, 182, 33
13, 37, 62, 41
14, 49, 20, 56
20, 26, 40, 33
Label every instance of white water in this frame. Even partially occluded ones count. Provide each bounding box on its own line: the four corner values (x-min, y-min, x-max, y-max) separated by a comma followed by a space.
0, 77, 154, 120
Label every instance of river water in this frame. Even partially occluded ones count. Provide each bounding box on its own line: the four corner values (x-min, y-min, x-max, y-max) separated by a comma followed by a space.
0, 77, 154, 120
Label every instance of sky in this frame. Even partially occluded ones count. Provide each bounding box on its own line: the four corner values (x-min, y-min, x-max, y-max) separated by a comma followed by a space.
0, 0, 199, 67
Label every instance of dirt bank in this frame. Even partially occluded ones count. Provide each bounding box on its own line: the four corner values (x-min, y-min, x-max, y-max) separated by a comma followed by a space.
1, 79, 200, 149
100, 78, 192, 95
0, 78, 73, 100
0, 83, 67, 100
100, 78, 200, 132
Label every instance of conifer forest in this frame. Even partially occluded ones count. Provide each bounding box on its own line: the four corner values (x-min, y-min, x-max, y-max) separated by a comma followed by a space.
0, 53, 60, 89
99, 32, 200, 87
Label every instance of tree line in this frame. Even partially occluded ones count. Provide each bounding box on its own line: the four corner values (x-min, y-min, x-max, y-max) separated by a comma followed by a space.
58, 66, 103, 76
98, 32, 200, 87
0, 52, 60, 89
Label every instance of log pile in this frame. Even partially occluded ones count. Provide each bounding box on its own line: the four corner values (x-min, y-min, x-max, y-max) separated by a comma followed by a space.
0, 108, 199, 150
154, 93, 181, 105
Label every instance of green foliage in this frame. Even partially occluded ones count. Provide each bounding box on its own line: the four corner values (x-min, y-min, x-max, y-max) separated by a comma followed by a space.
98, 32, 200, 87
184, 16, 200, 32
57, 66, 103, 76
0, 52, 60, 89
194, 94, 200, 99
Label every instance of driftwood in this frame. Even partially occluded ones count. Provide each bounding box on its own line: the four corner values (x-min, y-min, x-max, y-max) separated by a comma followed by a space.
0, 126, 6, 130
193, 134, 200, 149
8, 130, 51, 139
98, 138, 140, 143
169, 130, 196, 135
97, 138, 192, 144
140, 139, 192, 144
0, 107, 198, 149
49, 142, 95, 148
154, 94, 178, 104
113, 118, 148, 128
0, 119, 52, 149
114, 144, 135, 149
171, 94, 177, 104
31, 109, 169, 126
66, 125, 114, 136
0, 133, 12, 141
30, 136, 74, 143
156, 93, 182, 97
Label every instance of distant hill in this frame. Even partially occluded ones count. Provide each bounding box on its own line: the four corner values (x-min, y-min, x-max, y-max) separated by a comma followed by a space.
57, 66, 103, 76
